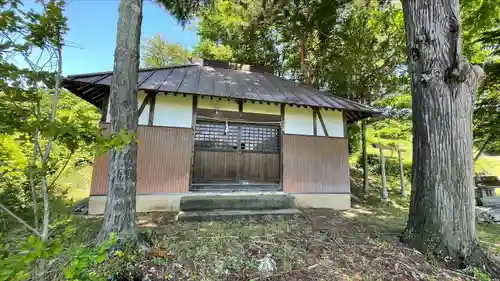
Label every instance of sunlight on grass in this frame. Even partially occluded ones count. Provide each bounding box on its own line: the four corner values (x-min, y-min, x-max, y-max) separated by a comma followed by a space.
477, 223, 500, 256
476, 155, 500, 177
55, 165, 93, 200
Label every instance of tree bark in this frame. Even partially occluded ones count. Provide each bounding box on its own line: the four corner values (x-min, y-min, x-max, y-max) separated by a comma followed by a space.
473, 134, 492, 162
99, 0, 143, 241
361, 120, 369, 193
401, 0, 490, 271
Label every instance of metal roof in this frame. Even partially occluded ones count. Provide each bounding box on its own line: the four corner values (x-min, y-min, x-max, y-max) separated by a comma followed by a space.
62, 64, 381, 122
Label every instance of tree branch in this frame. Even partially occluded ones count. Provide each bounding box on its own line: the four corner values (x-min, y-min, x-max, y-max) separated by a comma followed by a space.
0, 202, 41, 237
47, 151, 74, 190
474, 134, 492, 162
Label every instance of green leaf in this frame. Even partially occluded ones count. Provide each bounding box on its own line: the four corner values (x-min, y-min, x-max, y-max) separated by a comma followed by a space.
96, 252, 106, 263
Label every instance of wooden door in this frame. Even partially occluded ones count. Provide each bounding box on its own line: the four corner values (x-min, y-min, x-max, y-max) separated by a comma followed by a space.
192, 121, 280, 185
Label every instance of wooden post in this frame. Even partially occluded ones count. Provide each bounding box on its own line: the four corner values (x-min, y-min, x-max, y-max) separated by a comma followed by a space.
398, 149, 407, 196
101, 93, 109, 123
379, 147, 389, 201
189, 95, 198, 188
280, 104, 285, 191
312, 108, 318, 136
148, 93, 156, 125
316, 109, 329, 137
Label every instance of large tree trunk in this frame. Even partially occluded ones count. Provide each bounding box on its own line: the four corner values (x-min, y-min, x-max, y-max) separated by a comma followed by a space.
99, 0, 143, 241
361, 120, 369, 193
400, 0, 489, 270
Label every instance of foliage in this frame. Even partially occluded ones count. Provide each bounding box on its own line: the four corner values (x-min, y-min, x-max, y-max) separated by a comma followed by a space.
196, 0, 282, 72
62, 232, 119, 281
463, 266, 493, 281
0, 234, 64, 281
0, 220, 137, 281
0, 89, 101, 219
193, 38, 233, 61
0, 1, 105, 278
141, 34, 192, 67
314, 4, 407, 104
461, 0, 500, 157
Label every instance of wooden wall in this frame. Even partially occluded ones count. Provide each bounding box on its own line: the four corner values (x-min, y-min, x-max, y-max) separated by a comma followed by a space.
283, 135, 350, 193
90, 125, 193, 195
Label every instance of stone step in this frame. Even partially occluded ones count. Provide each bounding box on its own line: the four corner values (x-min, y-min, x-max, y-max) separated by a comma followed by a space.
176, 208, 302, 222
180, 194, 296, 211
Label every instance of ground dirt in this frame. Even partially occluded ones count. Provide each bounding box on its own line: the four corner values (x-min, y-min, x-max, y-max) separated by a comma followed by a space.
129, 204, 497, 281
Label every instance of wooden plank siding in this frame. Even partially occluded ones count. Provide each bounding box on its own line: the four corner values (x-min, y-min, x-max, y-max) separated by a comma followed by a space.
283, 134, 350, 193
90, 125, 193, 195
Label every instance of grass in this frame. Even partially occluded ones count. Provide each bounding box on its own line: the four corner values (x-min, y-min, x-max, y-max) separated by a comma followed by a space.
55, 164, 93, 201
130, 208, 471, 281
475, 154, 500, 177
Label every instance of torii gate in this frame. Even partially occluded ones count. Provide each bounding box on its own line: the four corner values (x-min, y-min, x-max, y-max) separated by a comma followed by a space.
372, 143, 408, 201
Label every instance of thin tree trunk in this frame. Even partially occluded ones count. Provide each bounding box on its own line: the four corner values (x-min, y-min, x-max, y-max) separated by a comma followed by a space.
300, 38, 308, 83
361, 120, 369, 193
98, 0, 143, 241
37, 43, 63, 281
400, 0, 494, 272
39, 46, 62, 241
474, 134, 492, 162
29, 102, 40, 230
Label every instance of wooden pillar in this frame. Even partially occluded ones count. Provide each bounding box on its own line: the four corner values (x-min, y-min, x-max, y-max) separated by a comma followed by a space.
189, 95, 198, 188
100, 92, 109, 122
312, 108, 318, 136
148, 93, 156, 125
280, 104, 285, 190
398, 149, 407, 196
379, 147, 389, 201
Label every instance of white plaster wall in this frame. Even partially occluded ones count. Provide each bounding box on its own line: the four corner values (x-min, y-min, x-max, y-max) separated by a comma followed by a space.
284, 107, 314, 135
284, 106, 345, 137
198, 98, 239, 112
243, 103, 280, 115
105, 90, 149, 125
316, 109, 344, 137
154, 94, 192, 128
137, 91, 149, 125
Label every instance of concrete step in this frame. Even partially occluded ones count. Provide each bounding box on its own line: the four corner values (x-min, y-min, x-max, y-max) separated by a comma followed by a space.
176, 208, 302, 222
180, 194, 296, 211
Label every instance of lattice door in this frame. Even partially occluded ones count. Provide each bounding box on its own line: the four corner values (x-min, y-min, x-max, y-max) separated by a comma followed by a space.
193, 121, 280, 184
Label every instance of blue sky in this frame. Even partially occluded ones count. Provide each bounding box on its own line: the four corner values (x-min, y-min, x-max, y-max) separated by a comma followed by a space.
63, 0, 199, 75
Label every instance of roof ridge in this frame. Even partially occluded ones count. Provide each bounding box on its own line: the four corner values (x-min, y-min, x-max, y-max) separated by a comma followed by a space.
66, 64, 199, 79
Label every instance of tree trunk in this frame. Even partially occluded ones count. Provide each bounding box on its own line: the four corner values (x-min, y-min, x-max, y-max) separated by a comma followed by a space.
361, 120, 369, 193
29, 104, 40, 230
99, 0, 143, 241
401, 0, 490, 270
474, 134, 492, 162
